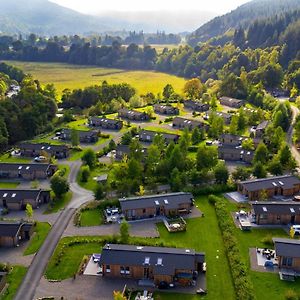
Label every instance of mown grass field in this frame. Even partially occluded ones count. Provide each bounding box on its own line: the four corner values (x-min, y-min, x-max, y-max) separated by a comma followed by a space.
5, 61, 186, 98
1, 266, 27, 300
23, 222, 51, 255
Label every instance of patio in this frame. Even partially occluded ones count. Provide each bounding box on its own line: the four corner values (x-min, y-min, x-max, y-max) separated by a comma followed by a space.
249, 248, 279, 273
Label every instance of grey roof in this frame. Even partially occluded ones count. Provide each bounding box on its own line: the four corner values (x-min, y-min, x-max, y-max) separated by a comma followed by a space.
119, 192, 193, 210
220, 133, 244, 142
89, 117, 122, 126
184, 100, 209, 110
213, 111, 232, 119
256, 121, 269, 131
116, 145, 148, 156
0, 222, 33, 237
220, 96, 244, 104
218, 145, 254, 156
61, 128, 98, 138
154, 104, 178, 111
251, 201, 300, 215
173, 117, 205, 127
99, 244, 205, 276
118, 108, 145, 117
0, 163, 51, 173
273, 238, 300, 258
96, 174, 108, 182
139, 130, 179, 142
240, 175, 300, 192
19, 142, 68, 152
0, 189, 43, 203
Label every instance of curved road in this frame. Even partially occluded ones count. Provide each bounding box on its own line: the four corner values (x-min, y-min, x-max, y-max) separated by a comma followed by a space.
14, 161, 93, 300
287, 104, 300, 165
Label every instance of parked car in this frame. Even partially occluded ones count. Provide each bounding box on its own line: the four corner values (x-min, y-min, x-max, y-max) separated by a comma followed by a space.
92, 254, 101, 263
291, 225, 300, 235
34, 156, 47, 162
158, 281, 169, 289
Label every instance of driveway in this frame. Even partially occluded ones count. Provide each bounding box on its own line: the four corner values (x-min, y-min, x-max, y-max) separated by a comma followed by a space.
0, 241, 34, 267
63, 219, 159, 238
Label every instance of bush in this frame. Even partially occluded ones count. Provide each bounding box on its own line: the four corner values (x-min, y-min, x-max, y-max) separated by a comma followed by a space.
285, 290, 298, 300
214, 197, 255, 300
261, 235, 273, 246
80, 166, 90, 183
191, 184, 235, 196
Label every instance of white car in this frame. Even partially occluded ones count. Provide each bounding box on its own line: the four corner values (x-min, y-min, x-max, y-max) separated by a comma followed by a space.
34, 156, 47, 162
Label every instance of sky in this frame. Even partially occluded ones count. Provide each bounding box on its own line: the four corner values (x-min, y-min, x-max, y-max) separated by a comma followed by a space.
50, 0, 250, 15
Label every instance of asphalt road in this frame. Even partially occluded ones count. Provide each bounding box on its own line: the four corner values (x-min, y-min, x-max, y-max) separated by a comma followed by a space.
287, 104, 300, 165
14, 208, 75, 300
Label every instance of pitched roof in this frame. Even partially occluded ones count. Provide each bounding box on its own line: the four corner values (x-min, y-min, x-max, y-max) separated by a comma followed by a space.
0, 163, 51, 173
154, 104, 177, 111
118, 108, 145, 117
99, 244, 205, 276
61, 128, 98, 137
173, 117, 204, 126
116, 145, 148, 156
220, 96, 244, 104
89, 117, 122, 125
19, 142, 68, 152
139, 130, 179, 141
240, 175, 300, 192
273, 238, 300, 258
119, 192, 193, 210
0, 189, 43, 203
256, 121, 269, 131
218, 145, 254, 156
0, 222, 33, 237
251, 201, 300, 215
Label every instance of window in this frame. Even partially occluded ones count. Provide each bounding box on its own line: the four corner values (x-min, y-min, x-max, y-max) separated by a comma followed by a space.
277, 215, 281, 221
143, 209, 146, 213
282, 257, 293, 267
259, 214, 268, 220
120, 266, 125, 274
106, 265, 111, 273
125, 267, 130, 274
144, 257, 150, 265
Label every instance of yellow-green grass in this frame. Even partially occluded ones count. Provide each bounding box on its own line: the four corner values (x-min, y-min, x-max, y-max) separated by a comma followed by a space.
65, 118, 89, 131
45, 196, 235, 300
1, 265, 27, 300
0, 153, 31, 163
0, 182, 20, 188
23, 222, 51, 255
142, 125, 182, 135
5, 61, 186, 98
79, 209, 103, 227
44, 191, 72, 214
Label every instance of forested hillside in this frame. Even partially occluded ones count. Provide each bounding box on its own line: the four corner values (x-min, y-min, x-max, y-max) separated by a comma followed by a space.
187, 0, 300, 46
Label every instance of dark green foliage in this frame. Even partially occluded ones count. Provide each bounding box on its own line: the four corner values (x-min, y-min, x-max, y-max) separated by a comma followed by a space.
94, 184, 104, 200
213, 196, 256, 300
81, 148, 97, 169
80, 166, 90, 183
214, 162, 229, 184
50, 175, 70, 198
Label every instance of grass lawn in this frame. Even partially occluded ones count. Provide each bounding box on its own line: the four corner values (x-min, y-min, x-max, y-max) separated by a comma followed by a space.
80, 208, 103, 226
5, 61, 186, 98
1, 265, 27, 300
0, 182, 19, 188
65, 118, 89, 131
45, 236, 105, 280
45, 196, 235, 300
44, 191, 72, 214
68, 149, 83, 161
23, 222, 51, 255
0, 153, 31, 163
142, 125, 181, 135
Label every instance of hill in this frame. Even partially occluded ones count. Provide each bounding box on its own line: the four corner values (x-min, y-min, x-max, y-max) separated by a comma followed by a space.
187, 0, 300, 46
0, 0, 114, 35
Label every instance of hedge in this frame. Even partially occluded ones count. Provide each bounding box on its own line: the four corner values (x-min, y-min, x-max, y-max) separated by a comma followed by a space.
209, 195, 256, 300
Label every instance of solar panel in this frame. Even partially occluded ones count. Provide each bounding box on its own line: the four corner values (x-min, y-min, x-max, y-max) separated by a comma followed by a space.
290, 208, 295, 213
144, 257, 150, 264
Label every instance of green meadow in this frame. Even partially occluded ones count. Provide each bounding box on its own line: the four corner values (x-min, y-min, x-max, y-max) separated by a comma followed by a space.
5, 61, 186, 98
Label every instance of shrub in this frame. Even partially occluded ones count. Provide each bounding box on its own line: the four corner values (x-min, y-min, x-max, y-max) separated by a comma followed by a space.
80, 165, 90, 183
285, 290, 298, 300
261, 235, 273, 247
214, 197, 255, 300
